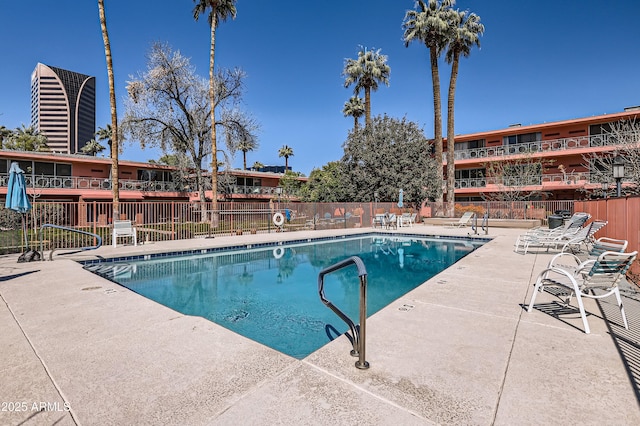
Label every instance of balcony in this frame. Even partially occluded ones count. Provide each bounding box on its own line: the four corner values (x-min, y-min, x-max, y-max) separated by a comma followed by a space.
0, 173, 290, 197
453, 132, 623, 161
454, 173, 598, 189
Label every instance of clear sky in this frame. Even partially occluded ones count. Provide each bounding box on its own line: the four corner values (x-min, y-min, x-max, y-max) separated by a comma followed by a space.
1, 1, 640, 176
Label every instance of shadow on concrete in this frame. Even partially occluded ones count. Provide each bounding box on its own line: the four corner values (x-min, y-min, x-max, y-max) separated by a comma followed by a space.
0, 270, 39, 282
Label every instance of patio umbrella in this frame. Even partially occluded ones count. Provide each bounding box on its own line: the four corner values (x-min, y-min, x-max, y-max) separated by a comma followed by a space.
5, 162, 32, 249
397, 188, 404, 208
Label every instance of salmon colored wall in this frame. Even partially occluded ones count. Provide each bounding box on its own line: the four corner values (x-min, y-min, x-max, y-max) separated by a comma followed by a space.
574, 197, 640, 277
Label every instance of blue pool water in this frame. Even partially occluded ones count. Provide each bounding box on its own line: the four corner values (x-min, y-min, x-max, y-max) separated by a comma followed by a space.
84, 234, 485, 358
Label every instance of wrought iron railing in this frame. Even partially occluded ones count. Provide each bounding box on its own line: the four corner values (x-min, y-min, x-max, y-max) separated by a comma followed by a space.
0, 173, 288, 196
453, 132, 624, 161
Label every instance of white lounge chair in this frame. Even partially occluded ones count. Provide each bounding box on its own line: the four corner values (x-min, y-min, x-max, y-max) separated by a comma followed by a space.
112, 220, 137, 247
516, 219, 603, 255
527, 250, 637, 334
399, 212, 417, 227
447, 211, 474, 228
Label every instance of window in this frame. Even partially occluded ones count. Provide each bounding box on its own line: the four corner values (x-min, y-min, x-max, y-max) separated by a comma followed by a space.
455, 168, 485, 179
503, 132, 541, 145
455, 139, 485, 151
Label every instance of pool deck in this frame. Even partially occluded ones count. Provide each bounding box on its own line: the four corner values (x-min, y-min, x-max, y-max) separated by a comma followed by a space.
1, 225, 639, 425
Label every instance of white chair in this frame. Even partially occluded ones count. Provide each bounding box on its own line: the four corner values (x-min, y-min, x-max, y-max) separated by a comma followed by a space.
446, 211, 474, 228
112, 220, 137, 247
527, 250, 637, 334
399, 212, 417, 227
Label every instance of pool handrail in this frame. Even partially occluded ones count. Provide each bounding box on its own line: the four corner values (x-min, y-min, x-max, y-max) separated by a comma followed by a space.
318, 255, 369, 370
39, 224, 103, 261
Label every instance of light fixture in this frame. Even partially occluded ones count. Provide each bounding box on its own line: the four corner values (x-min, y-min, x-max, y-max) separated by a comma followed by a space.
612, 155, 625, 197
601, 180, 608, 198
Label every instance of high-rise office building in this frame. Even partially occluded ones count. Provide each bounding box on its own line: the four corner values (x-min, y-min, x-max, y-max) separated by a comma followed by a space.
30, 63, 95, 154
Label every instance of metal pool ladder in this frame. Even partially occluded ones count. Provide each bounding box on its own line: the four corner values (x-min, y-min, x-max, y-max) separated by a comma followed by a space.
317, 256, 369, 370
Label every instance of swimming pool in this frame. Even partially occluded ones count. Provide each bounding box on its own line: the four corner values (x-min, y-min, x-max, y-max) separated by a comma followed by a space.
84, 234, 486, 359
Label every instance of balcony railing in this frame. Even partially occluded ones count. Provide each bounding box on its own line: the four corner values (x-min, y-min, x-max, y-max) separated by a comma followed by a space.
453, 132, 623, 161
454, 173, 608, 189
0, 173, 287, 196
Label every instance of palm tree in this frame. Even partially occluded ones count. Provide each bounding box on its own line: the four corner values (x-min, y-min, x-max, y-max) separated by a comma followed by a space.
4, 125, 49, 151
95, 124, 112, 147
342, 96, 365, 131
278, 145, 294, 171
342, 47, 390, 128
444, 10, 484, 216
0, 125, 13, 148
193, 0, 237, 216
237, 135, 258, 170
81, 139, 107, 156
98, 0, 120, 218
403, 0, 455, 214
252, 161, 264, 171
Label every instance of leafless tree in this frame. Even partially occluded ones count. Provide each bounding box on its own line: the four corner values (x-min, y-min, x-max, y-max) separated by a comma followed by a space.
123, 42, 257, 215
581, 118, 640, 197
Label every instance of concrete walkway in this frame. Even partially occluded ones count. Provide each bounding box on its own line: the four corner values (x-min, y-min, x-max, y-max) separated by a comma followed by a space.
1, 225, 639, 425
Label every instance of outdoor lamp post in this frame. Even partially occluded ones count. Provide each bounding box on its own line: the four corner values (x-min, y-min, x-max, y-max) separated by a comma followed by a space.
601, 180, 609, 199
612, 155, 625, 197
374, 191, 379, 213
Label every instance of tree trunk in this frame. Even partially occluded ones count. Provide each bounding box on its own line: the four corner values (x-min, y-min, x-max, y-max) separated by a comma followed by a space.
429, 46, 444, 216
364, 86, 371, 129
446, 55, 460, 218
98, 0, 119, 219
209, 12, 218, 224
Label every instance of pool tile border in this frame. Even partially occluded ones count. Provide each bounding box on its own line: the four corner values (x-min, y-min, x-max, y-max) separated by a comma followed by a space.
79, 231, 492, 266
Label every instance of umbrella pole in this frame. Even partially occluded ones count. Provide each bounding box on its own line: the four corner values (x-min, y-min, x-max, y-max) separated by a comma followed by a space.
22, 213, 29, 250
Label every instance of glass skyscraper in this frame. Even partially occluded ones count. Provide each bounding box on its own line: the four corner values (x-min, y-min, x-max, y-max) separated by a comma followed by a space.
30, 63, 95, 154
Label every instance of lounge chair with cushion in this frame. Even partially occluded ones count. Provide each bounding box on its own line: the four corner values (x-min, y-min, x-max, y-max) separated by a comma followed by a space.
527, 250, 637, 334
446, 211, 474, 228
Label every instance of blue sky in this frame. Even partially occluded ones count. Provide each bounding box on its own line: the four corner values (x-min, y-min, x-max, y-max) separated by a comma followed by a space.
1, 1, 640, 176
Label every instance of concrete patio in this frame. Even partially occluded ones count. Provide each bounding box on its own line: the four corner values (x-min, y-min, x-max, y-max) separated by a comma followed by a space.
1, 225, 639, 425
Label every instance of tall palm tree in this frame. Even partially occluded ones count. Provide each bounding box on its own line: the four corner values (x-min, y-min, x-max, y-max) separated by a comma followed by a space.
445, 10, 484, 216
193, 0, 237, 216
403, 0, 455, 214
342, 96, 365, 131
278, 145, 294, 170
342, 47, 390, 128
98, 0, 120, 218
237, 135, 258, 170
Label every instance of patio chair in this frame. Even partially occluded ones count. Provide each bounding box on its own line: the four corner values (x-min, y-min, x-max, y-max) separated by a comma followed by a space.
373, 213, 386, 228
525, 212, 590, 236
387, 213, 398, 229
514, 223, 585, 254
399, 212, 417, 227
527, 250, 637, 334
446, 211, 474, 228
112, 220, 137, 248
559, 220, 607, 253
545, 236, 628, 274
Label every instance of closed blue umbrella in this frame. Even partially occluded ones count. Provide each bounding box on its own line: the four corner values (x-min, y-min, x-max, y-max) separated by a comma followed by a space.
5, 162, 32, 213
397, 188, 403, 208
5, 162, 32, 250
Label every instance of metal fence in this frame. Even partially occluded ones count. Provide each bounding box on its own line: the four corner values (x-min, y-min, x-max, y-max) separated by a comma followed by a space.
0, 199, 578, 255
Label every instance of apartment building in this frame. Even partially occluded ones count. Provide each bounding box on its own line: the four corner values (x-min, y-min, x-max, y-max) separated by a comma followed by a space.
30, 63, 96, 154
0, 150, 304, 203
445, 107, 640, 201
